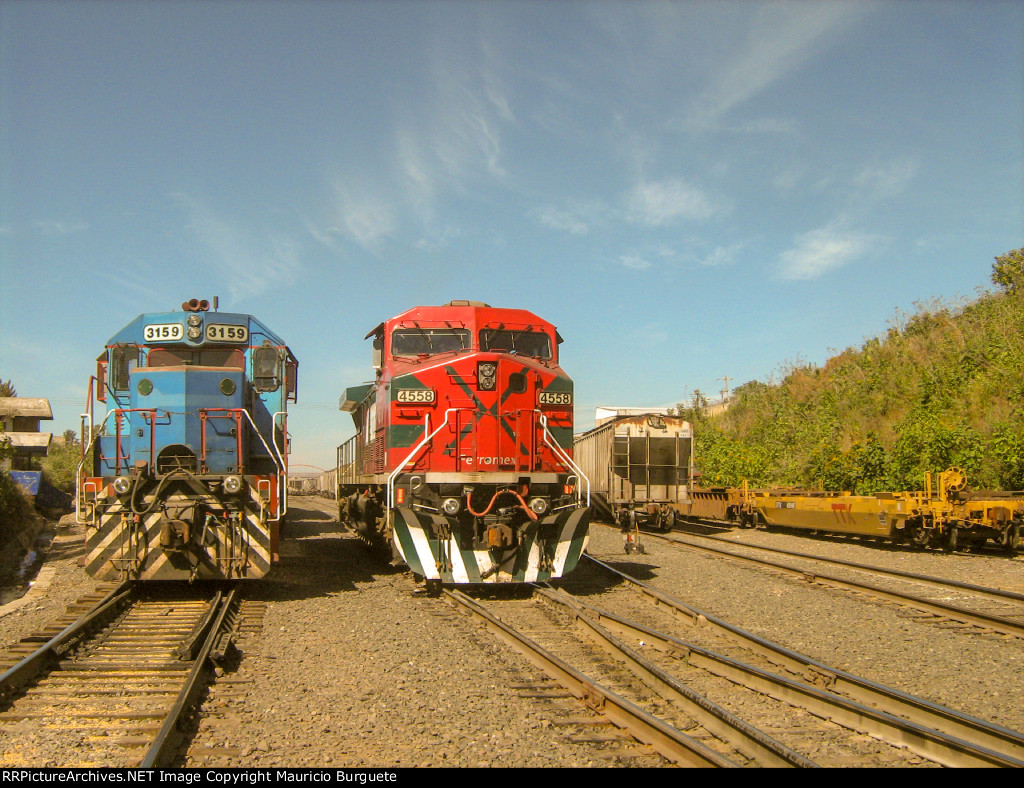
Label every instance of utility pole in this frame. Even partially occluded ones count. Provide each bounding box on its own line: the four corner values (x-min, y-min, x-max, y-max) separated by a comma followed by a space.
719, 375, 731, 401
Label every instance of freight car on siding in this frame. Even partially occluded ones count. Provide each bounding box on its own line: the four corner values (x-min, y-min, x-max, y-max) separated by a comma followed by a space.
684, 468, 1022, 554
336, 301, 590, 587
750, 468, 1023, 553
574, 412, 694, 550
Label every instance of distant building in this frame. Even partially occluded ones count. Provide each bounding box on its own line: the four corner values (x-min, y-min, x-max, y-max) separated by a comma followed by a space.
0, 397, 53, 470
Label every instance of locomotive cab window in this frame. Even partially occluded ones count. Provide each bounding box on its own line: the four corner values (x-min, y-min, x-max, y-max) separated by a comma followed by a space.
253, 344, 284, 392
146, 348, 245, 369
479, 329, 552, 359
391, 327, 470, 357
110, 345, 141, 390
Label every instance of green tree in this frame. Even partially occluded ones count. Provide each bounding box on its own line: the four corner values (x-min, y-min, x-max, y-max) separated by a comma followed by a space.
991, 247, 1024, 292
0, 379, 17, 397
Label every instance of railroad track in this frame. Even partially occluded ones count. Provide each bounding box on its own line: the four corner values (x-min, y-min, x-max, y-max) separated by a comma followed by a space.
0, 582, 241, 767
620, 524, 1024, 639
444, 566, 1024, 767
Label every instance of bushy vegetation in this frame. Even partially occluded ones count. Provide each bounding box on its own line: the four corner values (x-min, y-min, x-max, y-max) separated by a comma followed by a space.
677, 249, 1024, 493
0, 470, 32, 544
41, 430, 87, 494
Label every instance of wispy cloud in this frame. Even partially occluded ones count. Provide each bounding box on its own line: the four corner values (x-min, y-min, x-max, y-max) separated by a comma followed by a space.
625, 178, 719, 225
682, 3, 864, 128
34, 219, 89, 235
698, 244, 744, 268
93, 260, 169, 303
620, 254, 652, 270
532, 203, 601, 236
778, 220, 876, 280
325, 180, 397, 251
853, 157, 920, 202
172, 193, 303, 301
313, 36, 517, 253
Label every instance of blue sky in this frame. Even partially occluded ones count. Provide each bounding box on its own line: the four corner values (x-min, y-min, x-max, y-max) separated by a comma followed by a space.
1, 0, 1022, 473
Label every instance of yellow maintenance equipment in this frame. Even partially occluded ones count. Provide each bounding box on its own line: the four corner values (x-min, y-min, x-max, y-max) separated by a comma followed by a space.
746, 468, 1022, 553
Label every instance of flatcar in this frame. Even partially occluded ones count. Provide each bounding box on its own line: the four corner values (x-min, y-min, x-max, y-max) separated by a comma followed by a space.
336, 300, 590, 586
76, 298, 298, 580
693, 468, 1022, 554
679, 484, 758, 527
573, 412, 693, 551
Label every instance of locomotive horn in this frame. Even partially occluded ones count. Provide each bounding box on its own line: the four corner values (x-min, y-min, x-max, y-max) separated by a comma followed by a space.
198, 299, 210, 311
183, 298, 201, 312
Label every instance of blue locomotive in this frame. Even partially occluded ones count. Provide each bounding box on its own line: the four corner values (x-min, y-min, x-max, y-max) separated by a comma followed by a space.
77, 298, 298, 581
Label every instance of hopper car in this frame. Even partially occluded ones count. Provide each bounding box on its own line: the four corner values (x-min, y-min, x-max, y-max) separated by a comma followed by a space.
573, 413, 693, 551
76, 298, 297, 580
335, 301, 590, 586
316, 468, 337, 498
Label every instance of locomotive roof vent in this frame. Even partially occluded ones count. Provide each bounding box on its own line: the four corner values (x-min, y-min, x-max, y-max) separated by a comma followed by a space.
444, 300, 491, 308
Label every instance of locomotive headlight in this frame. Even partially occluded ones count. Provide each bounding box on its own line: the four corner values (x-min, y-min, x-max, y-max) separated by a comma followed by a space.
529, 497, 550, 516
441, 497, 462, 515
113, 476, 132, 494
187, 326, 202, 340
477, 362, 497, 391
187, 315, 202, 327
223, 475, 243, 494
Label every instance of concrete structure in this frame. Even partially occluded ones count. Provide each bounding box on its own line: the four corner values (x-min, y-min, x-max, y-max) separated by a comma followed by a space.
0, 398, 53, 470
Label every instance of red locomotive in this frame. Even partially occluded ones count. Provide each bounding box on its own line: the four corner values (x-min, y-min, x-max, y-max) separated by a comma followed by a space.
336, 300, 590, 586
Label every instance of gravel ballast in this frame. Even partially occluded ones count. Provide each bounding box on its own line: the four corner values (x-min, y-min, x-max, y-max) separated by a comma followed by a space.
2, 503, 1022, 767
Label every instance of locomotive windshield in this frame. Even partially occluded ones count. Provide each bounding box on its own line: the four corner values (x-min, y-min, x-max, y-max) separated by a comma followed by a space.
391, 327, 471, 357
146, 348, 246, 369
479, 329, 552, 359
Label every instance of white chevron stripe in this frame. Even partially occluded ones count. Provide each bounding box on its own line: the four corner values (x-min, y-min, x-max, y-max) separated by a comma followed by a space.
552, 516, 585, 574
523, 537, 542, 583
447, 537, 471, 584
406, 521, 441, 580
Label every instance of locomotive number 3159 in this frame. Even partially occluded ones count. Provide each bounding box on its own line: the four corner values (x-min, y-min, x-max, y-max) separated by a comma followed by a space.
206, 324, 249, 342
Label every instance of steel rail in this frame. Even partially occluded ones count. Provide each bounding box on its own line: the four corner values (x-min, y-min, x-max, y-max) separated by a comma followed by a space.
141, 586, 240, 767
627, 525, 1024, 638
543, 583, 1020, 768
583, 555, 1024, 763
532, 585, 816, 767
668, 526, 1024, 605
0, 582, 134, 705
443, 588, 737, 767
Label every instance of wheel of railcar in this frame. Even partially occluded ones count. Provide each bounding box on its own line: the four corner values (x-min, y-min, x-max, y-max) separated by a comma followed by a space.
909, 520, 930, 547
661, 508, 676, 532
944, 525, 958, 553
1004, 524, 1021, 554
